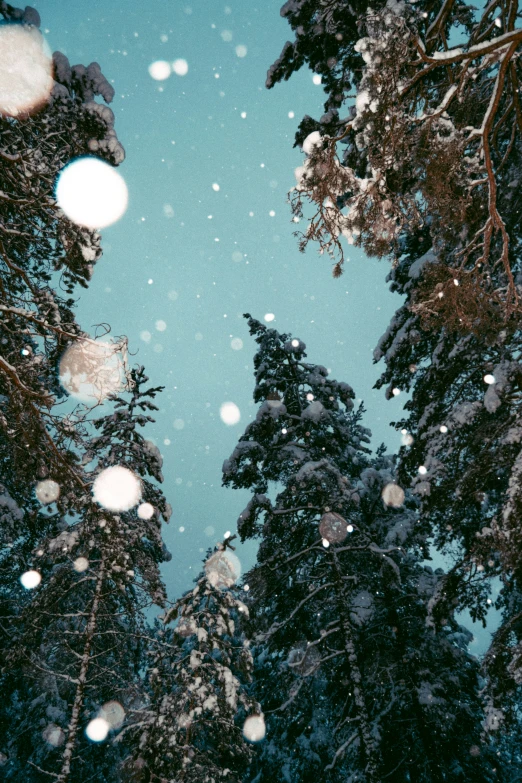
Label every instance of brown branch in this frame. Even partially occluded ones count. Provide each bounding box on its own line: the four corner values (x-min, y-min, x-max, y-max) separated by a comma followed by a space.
426, 0, 456, 53
0, 305, 80, 340
480, 40, 519, 305
0, 355, 52, 400
417, 28, 522, 66
0, 238, 39, 296
403, 31, 522, 97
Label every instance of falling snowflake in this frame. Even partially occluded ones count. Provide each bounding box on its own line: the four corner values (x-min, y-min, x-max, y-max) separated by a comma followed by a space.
35, 480, 60, 505
59, 339, 126, 405
20, 570, 41, 589
381, 483, 405, 508
85, 717, 110, 742
92, 466, 141, 512
243, 714, 266, 742
172, 58, 189, 75
205, 549, 241, 589
220, 401, 241, 425
0, 25, 53, 117
56, 157, 128, 229
138, 502, 155, 520
148, 60, 171, 80
319, 511, 349, 543
73, 557, 89, 573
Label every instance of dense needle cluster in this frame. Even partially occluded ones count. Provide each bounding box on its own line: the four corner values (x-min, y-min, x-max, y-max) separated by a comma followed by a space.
223, 316, 498, 781
267, 0, 522, 774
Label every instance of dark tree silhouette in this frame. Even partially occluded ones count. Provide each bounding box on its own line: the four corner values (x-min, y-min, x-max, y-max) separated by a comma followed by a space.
223, 316, 499, 782
0, 7, 171, 781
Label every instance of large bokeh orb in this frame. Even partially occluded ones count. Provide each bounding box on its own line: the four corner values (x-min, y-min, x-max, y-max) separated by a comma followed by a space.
205, 549, 241, 589
381, 483, 405, 508
0, 24, 53, 117
59, 339, 125, 405
319, 511, 348, 544
92, 466, 141, 512
56, 157, 128, 229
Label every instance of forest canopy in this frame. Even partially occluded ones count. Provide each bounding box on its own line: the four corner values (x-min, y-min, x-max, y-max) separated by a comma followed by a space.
1, 0, 522, 780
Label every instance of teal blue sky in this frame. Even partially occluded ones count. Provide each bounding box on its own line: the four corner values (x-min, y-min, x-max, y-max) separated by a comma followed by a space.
32, 0, 405, 597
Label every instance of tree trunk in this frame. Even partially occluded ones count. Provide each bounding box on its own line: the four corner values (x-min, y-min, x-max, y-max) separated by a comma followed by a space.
331, 549, 381, 783
56, 556, 106, 783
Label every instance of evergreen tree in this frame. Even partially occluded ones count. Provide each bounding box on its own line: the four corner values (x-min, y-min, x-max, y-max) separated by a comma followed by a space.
2, 370, 171, 781
124, 541, 254, 783
268, 0, 522, 736
0, 1, 126, 651
223, 316, 498, 782
0, 6, 171, 780
268, 0, 520, 291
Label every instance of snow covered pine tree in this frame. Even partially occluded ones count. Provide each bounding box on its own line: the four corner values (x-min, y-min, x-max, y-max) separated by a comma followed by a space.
0, 6, 171, 781
268, 0, 522, 757
123, 541, 255, 783
223, 316, 499, 782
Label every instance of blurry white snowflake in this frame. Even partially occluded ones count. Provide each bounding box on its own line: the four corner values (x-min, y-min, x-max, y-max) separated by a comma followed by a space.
205, 549, 241, 589
172, 58, 189, 76
243, 714, 266, 742
220, 401, 241, 425
59, 338, 126, 404
56, 157, 128, 229
92, 466, 141, 512
35, 480, 60, 505
148, 60, 171, 80
20, 570, 41, 589
0, 24, 53, 117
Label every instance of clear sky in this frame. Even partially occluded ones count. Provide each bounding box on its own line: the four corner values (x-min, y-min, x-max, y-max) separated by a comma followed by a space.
31, 0, 405, 600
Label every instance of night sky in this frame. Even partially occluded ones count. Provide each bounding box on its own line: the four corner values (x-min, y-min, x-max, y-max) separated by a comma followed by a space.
32, 0, 413, 602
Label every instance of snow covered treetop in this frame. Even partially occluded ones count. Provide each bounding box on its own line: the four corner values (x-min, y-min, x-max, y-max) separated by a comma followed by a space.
223, 316, 371, 517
